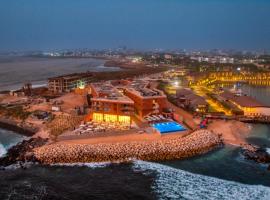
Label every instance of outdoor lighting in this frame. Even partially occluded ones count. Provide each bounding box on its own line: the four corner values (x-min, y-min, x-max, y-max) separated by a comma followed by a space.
92, 113, 130, 124
78, 80, 85, 89
173, 81, 179, 87
237, 67, 241, 71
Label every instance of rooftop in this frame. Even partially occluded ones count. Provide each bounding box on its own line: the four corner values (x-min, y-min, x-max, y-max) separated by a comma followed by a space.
176, 88, 208, 106
91, 82, 134, 104
126, 80, 165, 97
220, 91, 268, 108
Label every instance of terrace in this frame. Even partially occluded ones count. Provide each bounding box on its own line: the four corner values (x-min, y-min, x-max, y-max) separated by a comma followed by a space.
91, 82, 134, 103
69, 121, 132, 136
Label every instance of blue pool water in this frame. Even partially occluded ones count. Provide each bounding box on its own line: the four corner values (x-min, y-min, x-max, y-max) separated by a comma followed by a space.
152, 122, 186, 134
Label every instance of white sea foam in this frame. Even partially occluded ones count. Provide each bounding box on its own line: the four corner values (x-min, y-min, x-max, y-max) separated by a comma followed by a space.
3, 162, 35, 170
0, 138, 27, 158
133, 160, 270, 200
0, 143, 7, 157
50, 162, 112, 169
266, 148, 270, 155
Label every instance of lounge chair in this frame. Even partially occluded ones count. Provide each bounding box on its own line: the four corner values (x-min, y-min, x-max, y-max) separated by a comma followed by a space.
159, 115, 166, 120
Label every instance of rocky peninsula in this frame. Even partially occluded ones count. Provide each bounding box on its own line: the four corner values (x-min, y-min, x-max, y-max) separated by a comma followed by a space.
34, 130, 222, 164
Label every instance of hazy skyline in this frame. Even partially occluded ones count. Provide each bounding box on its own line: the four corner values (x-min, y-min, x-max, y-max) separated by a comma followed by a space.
0, 0, 270, 51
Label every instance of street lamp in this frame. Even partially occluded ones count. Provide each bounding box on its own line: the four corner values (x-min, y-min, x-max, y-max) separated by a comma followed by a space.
173, 81, 179, 87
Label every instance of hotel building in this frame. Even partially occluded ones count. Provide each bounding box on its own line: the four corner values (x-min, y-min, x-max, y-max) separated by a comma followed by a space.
88, 80, 169, 123
124, 80, 168, 120
89, 82, 134, 124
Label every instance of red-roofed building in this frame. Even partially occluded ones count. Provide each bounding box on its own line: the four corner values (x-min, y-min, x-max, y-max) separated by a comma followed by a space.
220, 91, 270, 116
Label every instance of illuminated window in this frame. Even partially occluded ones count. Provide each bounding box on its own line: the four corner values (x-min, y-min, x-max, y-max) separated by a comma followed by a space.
93, 113, 103, 122
104, 114, 118, 122
118, 116, 130, 124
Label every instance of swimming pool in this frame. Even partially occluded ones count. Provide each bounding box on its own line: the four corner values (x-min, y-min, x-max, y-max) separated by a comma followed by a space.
152, 121, 186, 134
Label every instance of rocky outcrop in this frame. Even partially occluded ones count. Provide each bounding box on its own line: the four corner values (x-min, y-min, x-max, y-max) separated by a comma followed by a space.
34, 130, 222, 164
242, 144, 270, 164
0, 137, 48, 167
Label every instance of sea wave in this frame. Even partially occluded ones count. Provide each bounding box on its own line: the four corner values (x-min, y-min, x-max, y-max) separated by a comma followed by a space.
0, 139, 27, 158
133, 160, 270, 200
50, 162, 112, 169
0, 143, 7, 157
3, 162, 35, 170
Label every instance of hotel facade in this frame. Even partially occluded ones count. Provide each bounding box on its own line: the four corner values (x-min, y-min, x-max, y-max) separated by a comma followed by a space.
89, 82, 134, 125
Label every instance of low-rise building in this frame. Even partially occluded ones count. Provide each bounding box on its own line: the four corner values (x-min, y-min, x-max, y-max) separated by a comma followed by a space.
220, 91, 270, 116
48, 72, 93, 93
176, 88, 208, 112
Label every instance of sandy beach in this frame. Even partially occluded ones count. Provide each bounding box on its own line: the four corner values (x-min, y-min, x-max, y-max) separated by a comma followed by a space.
208, 120, 251, 146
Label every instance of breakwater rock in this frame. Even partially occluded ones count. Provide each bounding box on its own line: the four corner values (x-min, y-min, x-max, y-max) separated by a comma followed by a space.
0, 137, 48, 167
34, 130, 222, 164
242, 144, 270, 164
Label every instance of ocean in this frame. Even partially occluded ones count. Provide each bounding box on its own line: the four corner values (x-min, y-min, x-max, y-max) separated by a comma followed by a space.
0, 157, 270, 200
0, 129, 26, 157
0, 56, 121, 91
1, 69, 270, 199
1, 121, 270, 199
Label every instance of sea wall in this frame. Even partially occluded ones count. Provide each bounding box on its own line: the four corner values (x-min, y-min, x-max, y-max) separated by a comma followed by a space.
34, 130, 222, 164
0, 118, 37, 136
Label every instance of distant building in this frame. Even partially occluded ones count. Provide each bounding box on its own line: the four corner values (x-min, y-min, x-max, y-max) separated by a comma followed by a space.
48, 72, 93, 93
190, 56, 234, 64
220, 91, 270, 116
176, 88, 208, 112
164, 54, 173, 59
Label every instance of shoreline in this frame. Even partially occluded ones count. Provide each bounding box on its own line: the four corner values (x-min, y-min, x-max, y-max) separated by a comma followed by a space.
0, 118, 37, 137
207, 120, 251, 146
0, 56, 163, 92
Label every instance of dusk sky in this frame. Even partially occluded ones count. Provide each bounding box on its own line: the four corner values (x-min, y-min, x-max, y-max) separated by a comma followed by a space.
0, 0, 270, 51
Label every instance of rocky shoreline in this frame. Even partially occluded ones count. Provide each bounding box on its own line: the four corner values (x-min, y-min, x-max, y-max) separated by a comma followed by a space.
0, 137, 48, 167
34, 130, 223, 164
241, 144, 270, 170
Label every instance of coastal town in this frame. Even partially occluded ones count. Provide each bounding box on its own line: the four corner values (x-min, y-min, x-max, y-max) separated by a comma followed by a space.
0, 52, 270, 167
2, 1, 270, 199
